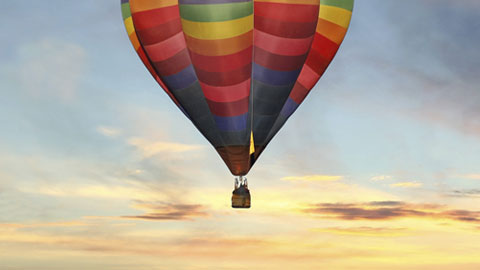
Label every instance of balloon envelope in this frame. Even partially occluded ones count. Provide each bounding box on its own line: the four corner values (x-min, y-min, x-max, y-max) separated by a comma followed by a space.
121, 0, 354, 176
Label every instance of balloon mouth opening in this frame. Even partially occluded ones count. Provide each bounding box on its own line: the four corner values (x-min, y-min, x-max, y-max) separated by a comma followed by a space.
232, 176, 251, 209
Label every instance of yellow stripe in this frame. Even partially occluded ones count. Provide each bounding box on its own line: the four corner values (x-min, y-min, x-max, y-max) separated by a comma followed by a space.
184, 31, 253, 56
130, 0, 177, 13
319, 5, 352, 28
181, 15, 253, 40
249, 132, 255, 155
124, 17, 140, 50
124, 17, 135, 36
255, 0, 319, 4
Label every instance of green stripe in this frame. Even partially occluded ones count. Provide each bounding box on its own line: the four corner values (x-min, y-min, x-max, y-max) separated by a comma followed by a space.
321, 0, 353, 11
179, 2, 253, 22
121, 3, 131, 20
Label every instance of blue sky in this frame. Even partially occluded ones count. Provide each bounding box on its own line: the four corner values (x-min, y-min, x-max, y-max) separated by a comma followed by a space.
1, 1, 480, 269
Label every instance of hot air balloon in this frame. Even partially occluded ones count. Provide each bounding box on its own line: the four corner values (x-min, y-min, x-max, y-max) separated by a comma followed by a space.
121, 0, 354, 208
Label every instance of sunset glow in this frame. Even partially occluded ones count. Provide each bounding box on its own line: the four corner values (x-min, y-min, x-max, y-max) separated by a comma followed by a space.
1, 1, 480, 269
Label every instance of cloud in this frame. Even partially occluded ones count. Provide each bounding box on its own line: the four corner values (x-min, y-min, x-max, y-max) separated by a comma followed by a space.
121, 201, 208, 221
96, 126, 121, 138
303, 201, 480, 224
390, 182, 423, 188
370, 175, 393, 181
282, 175, 344, 182
457, 174, 480, 180
448, 189, 480, 198
0, 221, 87, 229
312, 226, 409, 237
127, 137, 205, 158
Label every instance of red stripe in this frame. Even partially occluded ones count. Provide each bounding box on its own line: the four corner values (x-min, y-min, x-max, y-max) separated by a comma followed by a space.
311, 33, 340, 61
254, 47, 308, 71
254, 29, 314, 56
255, 2, 319, 23
206, 96, 249, 117
131, 5, 180, 30
152, 48, 191, 76
143, 31, 186, 62
289, 83, 310, 104
135, 18, 182, 45
201, 79, 250, 103
136, 48, 181, 106
305, 48, 330, 76
189, 46, 252, 73
195, 64, 251, 87
297, 64, 320, 90
254, 15, 317, 39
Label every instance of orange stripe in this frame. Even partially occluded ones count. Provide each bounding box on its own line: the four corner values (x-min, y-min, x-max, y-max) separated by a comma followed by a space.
128, 32, 140, 50
316, 18, 347, 45
130, 0, 177, 13
185, 31, 253, 57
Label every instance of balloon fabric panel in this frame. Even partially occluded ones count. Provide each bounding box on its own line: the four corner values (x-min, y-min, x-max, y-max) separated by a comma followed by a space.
252, 0, 354, 161
121, 0, 354, 176
250, 0, 320, 162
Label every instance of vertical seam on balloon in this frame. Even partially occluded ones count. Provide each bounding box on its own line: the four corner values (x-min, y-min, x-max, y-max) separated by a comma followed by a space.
178, 1, 246, 175
129, 0, 226, 150
250, 0, 320, 162
122, 0, 186, 114
248, 0, 256, 168
263, 0, 355, 148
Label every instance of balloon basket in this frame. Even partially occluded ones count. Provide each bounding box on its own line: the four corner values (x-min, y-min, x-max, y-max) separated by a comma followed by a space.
232, 176, 251, 209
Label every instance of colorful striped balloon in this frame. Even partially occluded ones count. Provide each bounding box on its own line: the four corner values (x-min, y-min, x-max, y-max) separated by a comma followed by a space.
121, 0, 354, 176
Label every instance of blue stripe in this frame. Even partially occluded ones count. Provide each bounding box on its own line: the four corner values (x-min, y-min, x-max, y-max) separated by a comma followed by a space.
214, 113, 248, 131
162, 65, 198, 90
280, 98, 299, 118
253, 63, 302, 86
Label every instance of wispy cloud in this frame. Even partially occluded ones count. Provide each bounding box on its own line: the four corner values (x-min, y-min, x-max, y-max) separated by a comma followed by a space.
312, 226, 409, 237
370, 175, 393, 181
448, 189, 480, 198
96, 126, 121, 138
456, 174, 480, 180
121, 201, 208, 221
0, 221, 87, 229
390, 182, 423, 188
128, 137, 205, 158
282, 175, 344, 182
303, 201, 480, 224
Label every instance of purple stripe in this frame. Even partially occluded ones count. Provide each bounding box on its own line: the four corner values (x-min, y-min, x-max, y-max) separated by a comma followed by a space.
214, 113, 248, 131
121, 0, 129, 4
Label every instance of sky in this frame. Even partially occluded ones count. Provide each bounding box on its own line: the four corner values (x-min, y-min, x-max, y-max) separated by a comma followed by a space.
1, 1, 480, 269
